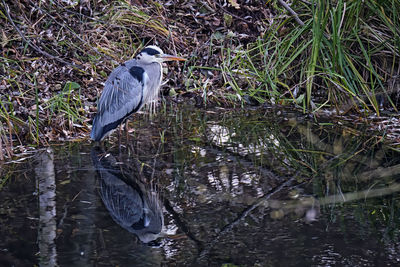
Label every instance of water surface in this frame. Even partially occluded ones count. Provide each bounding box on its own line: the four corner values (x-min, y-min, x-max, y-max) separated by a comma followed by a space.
1, 105, 400, 266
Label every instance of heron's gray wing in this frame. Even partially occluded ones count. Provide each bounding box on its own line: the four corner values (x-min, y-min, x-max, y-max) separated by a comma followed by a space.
90, 63, 147, 141
100, 178, 145, 227
91, 146, 147, 227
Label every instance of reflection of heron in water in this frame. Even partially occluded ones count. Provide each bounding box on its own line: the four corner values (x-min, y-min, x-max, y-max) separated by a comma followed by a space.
91, 147, 163, 243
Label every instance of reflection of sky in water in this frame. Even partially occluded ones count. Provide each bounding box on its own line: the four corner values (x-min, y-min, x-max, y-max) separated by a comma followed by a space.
162, 224, 179, 260
190, 146, 207, 157
208, 123, 280, 157
192, 123, 286, 202
209, 124, 233, 145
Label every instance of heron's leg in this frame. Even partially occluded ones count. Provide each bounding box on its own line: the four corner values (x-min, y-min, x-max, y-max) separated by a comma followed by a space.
118, 124, 123, 153
125, 120, 129, 143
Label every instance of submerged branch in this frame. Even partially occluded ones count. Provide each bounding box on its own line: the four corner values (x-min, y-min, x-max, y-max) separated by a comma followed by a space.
197, 177, 296, 261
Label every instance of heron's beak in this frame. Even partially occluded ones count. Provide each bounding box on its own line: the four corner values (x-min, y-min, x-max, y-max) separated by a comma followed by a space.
160, 54, 186, 62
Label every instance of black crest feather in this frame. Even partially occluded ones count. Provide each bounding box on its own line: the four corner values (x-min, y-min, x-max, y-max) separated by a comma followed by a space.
141, 47, 161, 56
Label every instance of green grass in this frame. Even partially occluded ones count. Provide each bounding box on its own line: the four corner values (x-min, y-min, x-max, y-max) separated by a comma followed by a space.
45, 81, 85, 128
218, 0, 400, 114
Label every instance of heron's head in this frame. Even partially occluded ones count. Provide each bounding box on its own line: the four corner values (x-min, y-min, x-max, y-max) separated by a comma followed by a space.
137, 45, 186, 64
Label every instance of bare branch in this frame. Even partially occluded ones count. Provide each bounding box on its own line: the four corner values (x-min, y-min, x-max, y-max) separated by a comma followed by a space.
277, 0, 305, 26
1, 0, 82, 69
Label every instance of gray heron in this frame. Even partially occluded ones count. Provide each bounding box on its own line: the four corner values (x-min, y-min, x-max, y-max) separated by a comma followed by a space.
90, 45, 186, 141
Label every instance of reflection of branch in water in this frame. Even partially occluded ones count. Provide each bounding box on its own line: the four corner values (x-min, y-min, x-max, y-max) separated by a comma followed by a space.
358, 164, 400, 182
197, 177, 296, 261
290, 121, 392, 182
35, 148, 57, 266
320, 182, 400, 205
163, 198, 204, 252
295, 122, 384, 169
265, 182, 400, 216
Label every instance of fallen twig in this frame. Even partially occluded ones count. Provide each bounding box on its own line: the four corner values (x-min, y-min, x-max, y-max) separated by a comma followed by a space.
277, 0, 305, 26
1, 0, 82, 69
28, 0, 110, 61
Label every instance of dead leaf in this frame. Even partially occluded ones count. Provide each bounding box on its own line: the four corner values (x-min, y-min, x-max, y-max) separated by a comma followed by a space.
1, 29, 8, 48
228, 0, 240, 9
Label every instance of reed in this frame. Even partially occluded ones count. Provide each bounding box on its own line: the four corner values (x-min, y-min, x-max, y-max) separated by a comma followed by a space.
220, 0, 400, 114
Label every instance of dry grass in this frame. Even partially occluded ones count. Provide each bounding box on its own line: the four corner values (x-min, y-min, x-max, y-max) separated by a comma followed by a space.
1, 0, 399, 159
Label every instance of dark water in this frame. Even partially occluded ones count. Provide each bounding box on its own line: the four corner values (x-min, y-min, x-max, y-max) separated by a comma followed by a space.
1, 105, 400, 266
